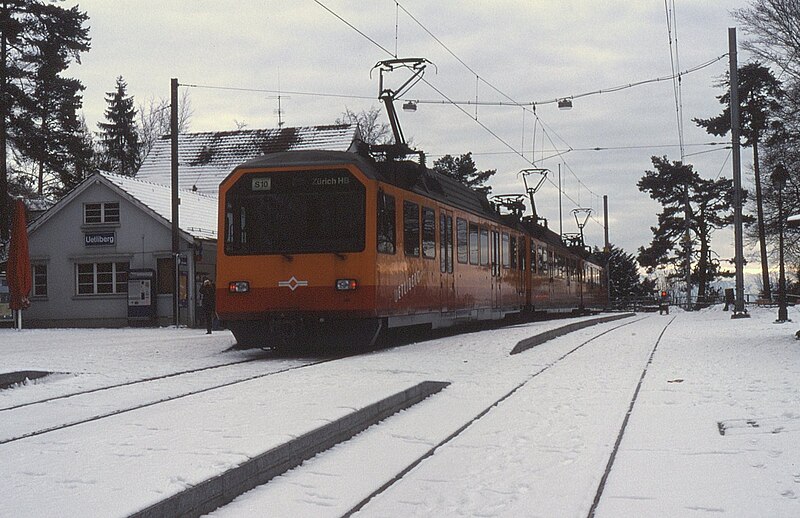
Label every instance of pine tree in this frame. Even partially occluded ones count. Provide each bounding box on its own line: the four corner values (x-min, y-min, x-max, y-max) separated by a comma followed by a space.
598, 244, 653, 301
432, 152, 496, 195
694, 63, 784, 299
98, 76, 140, 176
637, 156, 740, 305
1, 0, 90, 239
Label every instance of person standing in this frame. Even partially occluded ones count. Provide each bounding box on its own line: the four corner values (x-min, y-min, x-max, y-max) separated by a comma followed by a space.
200, 278, 216, 334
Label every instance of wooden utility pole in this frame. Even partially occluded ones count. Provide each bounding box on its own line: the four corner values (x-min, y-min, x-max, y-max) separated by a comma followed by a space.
171, 78, 180, 326
1, 4, 9, 243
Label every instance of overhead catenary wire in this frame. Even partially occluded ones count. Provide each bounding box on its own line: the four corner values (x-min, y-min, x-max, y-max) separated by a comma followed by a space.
665, 0, 686, 161
391, 0, 609, 226
182, 2, 730, 237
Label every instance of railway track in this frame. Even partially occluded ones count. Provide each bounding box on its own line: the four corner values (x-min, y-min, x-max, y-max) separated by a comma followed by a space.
0, 353, 343, 445
3, 313, 671, 517
208, 314, 674, 517
346, 315, 663, 516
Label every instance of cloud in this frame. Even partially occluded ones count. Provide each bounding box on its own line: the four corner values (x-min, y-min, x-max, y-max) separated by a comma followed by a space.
67, 0, 751, 259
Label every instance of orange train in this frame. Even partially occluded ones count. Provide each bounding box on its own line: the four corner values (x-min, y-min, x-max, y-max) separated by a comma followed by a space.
216, 149, 607, 349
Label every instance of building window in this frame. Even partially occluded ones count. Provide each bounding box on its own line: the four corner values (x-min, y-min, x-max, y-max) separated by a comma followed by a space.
84, 202, 120, 224
77, 262, 128, 295
157, 257, 175, 294
33, 264, 47, 297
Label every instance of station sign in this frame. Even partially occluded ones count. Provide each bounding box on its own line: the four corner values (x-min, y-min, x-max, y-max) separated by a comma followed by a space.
84, 232, 115, 247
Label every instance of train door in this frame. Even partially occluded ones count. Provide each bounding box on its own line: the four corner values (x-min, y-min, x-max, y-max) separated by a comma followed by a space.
492, 229, 501, 309
439, 210, 454, 311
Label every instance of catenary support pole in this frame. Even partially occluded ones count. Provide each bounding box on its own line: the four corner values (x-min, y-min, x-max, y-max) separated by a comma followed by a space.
729, 28, 749, 319
171, 78, 180, 327
603, 195, 609, 253
604, 195, 611, 306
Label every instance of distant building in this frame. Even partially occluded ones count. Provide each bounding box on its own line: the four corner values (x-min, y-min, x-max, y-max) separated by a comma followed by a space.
25, 172, 217, 327
137, 125, 359, 195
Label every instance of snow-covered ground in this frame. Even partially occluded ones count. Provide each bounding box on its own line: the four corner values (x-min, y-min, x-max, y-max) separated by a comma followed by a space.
1, 306, 799, 517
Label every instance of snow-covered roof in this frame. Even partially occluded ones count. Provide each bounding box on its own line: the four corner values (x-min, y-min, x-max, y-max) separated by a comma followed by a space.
29, 172, 218, 242
100, 172, 218, 241
136, 125, 359, 196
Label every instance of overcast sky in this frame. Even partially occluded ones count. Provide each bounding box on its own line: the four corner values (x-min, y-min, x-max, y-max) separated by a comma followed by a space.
66, 0, 755, 266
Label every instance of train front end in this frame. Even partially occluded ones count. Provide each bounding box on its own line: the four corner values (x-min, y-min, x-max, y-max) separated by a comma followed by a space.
216, 152, 380, 349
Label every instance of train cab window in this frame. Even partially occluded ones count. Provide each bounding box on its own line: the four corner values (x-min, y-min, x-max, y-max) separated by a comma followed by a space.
517, 236, 524, 271
422, 206, 436, 259
223, 168, 365, 255
501, 233, 510, 268
403, 200, 420, 257
377, 191, 396, 254
480, 227, 489, 266
440, 213, 454, 273
469, 222, 479, 265
457, 218, 468, 264
530, 240, 537, 272
510, 235, 518, 269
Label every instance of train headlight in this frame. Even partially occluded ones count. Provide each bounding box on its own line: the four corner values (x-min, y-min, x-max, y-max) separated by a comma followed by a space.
335, 279, 358, 291
228, 281, 250, 293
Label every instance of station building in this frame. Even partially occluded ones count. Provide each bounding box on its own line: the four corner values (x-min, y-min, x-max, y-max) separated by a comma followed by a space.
25, 172, 217, 327
23, 125, 359, 328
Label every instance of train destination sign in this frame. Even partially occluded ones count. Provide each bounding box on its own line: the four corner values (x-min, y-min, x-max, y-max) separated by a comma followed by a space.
251, 177, 271, 191
84, 232, 115, 247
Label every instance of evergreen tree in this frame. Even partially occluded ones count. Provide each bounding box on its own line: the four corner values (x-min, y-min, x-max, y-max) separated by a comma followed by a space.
1, 0, 90, 239
693, 63, 784, 299
55, 115, 97, 196
637, 156, 739, 306
597, 244, 654, 302
97, 76, 140, 176
432, 152, 496, 195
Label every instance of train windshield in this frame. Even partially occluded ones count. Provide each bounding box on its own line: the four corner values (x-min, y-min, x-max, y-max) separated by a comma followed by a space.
224, 168, 366, 255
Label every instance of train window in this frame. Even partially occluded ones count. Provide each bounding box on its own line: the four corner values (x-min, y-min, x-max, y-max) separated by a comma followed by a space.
517, 236, 525, 271
446, 215, 454, 273
422, 207, 436, 259
469, 222, 479, 265
440, 214, 446, 272
538, 246, 548, 276
511, 235, 518, 269
404, 200, 420, 257
492, 231, 500, 277
225, 204, 234, 244
456, 218, 468, 264
501, 233, 510, 268
530, 240, 537, 272
223, 168, 365, 255
480, 227, 489, 266
377, 191, 396, 254
439, 213, 453, 273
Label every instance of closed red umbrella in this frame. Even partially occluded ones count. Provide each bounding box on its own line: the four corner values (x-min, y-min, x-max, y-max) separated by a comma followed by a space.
7, 199, 31, 319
